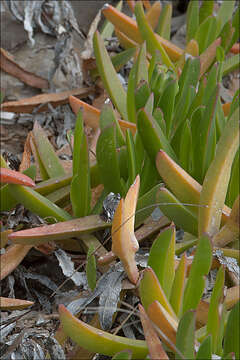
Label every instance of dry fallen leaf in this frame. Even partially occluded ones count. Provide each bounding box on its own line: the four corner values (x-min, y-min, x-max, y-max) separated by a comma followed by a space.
1, 86, 95, 113
0, 48, 49, 89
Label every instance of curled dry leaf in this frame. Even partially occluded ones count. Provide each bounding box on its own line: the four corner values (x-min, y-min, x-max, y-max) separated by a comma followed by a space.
0, 48, 49, 89
0, 297, 34, 310
0, 167, 35, 187
0, 244, 32, 280
0, 87, 94, 113
111, 175, 140, 284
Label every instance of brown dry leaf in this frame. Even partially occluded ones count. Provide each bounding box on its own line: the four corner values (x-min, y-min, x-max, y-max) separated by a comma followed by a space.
1, 86, 95, 113
0, 48, 49, 89
0, 244, 32, 280
19, 132, 32, 173
139, 304, 169, 360
0, 297, 34, 310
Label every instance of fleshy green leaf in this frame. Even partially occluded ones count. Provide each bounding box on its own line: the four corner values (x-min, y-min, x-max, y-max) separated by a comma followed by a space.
71, 112, 91, 217
137, 108, 177, 164
126, 129, 137, 187
134, 1, 176, 72
196, 335, 212, 360
157, 187, 198, 236
186, 0, 199, 43
59, 305, 148, 358
206, 265, 225, 353
9, 215, 111, 245
198, 107, 239, 237
32, 121, 65, 178
153, 108, 166, 136
226, 148, 239, 208
182, 234, 212, 314
0, 168, 35, 187
139, 154, 159, 197
135, 81, 151, 111
139, 304, 169, 360
156, 3, 172, 40
156, 149, 231, 226
111, 176, 140, 284
127, 61, 137, 124
175, 57, 200, 112
216, 0, 236, 34
46, 185, 70, 207
175, 310, 195, 360
135, 183, 162, 227
93, 31, 128, 120
222, 54, 240, 76
179, 119, 192, 173
223, 301, 240, 359
199, 0, 214, 24
148, 225, 175, 299
135, 42, 148, 84
96, 124, 123, 195
170, 254, 187, 317
194, 84, 219, 183
101, 0, 123, 39
112, 350, 132, 360
139, 267, 177, 320
100, 104, 125, 147
8, 184, 71, 223
158, 79, 178, 138
194, 16, 217, 53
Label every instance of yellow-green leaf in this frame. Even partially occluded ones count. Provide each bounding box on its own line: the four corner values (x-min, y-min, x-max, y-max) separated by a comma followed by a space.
148, 225, 175, 299
93, 31, 128, 120
198, 107, 239, 237
59, 305, 148, 358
